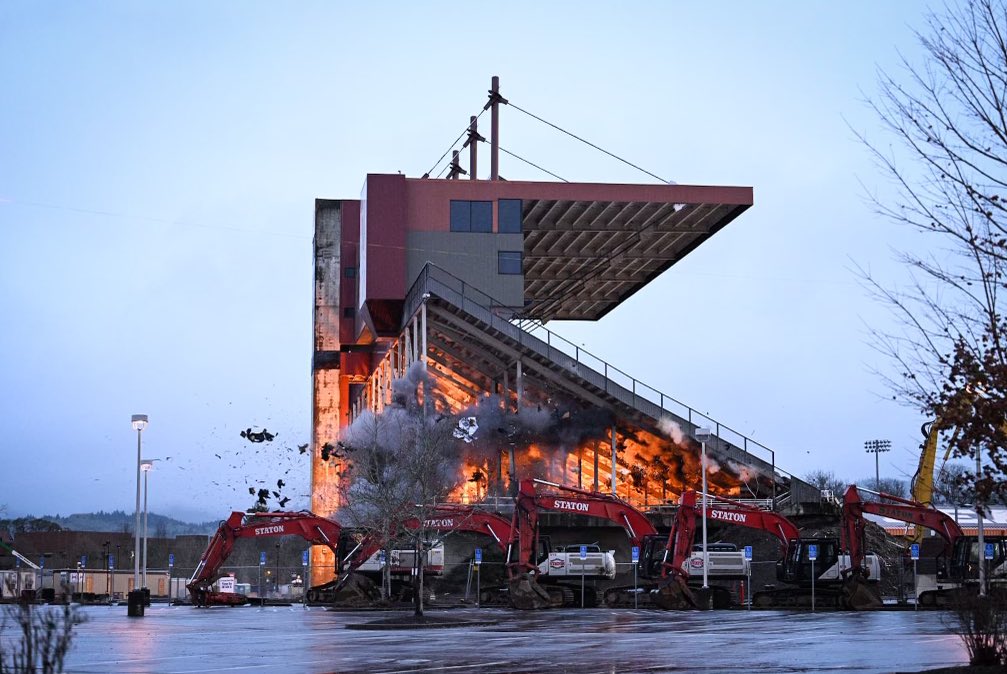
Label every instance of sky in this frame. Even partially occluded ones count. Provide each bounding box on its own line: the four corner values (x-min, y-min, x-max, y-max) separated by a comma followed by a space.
0, 1, 945, 522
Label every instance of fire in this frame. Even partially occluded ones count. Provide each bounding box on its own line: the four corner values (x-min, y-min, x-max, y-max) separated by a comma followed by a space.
336, 342, 765, 511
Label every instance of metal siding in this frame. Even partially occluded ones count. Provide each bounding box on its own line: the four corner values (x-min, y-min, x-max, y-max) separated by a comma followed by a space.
406, 231, 524, 306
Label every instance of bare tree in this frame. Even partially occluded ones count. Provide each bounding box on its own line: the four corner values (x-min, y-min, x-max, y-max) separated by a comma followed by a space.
337, 364, 463, 617
0, 581, 87, 674
804, 470, 847, 497
857, 0, 1007, 506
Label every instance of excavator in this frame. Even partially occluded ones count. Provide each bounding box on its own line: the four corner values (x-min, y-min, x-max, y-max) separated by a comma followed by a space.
909, 416, 1007, 604
187, 510, 342, 606
505, 478, 630, 608
325, 504, 515, 603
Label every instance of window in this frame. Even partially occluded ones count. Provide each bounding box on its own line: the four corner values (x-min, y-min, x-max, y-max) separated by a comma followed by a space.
342, 307, 356, 318
343, 267, 357, 279
450, 200, 493, 232
498, 199, 522, 233
498, 250, 522, 275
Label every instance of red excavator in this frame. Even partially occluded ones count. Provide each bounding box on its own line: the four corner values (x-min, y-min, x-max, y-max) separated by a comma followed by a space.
325, 504, 515, 601
645, 489, 803, 609
754, 485, 964, 609
187, 510, 342, 606
506, 478, 638, 609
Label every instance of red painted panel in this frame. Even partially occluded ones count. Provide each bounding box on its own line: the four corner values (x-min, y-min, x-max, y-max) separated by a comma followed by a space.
339, 200, 361, 346
403, 178, 753, 233
363, 174, 407, 300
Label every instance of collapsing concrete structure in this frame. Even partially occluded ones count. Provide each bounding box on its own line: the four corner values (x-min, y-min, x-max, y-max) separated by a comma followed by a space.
312, 174, 817, 518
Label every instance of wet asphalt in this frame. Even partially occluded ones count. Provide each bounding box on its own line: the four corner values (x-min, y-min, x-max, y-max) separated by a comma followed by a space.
29, 605, 969, 673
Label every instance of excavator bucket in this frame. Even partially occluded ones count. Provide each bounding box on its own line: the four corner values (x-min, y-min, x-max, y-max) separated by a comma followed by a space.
508, 574, 554, 610
651, 577, 698, 610
841, 574, 883, 611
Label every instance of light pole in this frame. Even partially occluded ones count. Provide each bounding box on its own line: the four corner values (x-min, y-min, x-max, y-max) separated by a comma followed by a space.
695, 427, 712, 592
131, 415, 148, 591
864, 439, 891, 491
140, 459, 153, 591
130, 414, 148, 616
977, 447, 986, 597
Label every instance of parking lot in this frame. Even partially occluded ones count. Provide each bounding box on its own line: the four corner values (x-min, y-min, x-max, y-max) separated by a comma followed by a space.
32, 605, 970, 673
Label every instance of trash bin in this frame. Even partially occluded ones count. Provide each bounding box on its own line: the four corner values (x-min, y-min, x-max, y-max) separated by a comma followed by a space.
127, 589, 145, 617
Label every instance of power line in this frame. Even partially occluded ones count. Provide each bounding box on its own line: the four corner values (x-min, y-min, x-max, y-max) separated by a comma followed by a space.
422, 108, 487, 179
498, 146, 568, 182
507, 101, 669, 184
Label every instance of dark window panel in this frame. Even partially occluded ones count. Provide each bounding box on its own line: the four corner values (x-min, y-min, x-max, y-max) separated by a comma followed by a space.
450, 200, 471, 232
342, 307, 356, 318
344, 267, 357, 278
498, 199, 522, 233
471, 201, 493, 232
498, 250, 523, 275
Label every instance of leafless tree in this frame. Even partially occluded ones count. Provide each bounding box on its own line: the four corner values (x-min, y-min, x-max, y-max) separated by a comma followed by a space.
856, 0, 1007, 505
0, 581, 87, 674
337, 363, 463, 617
804, 470, 847, 498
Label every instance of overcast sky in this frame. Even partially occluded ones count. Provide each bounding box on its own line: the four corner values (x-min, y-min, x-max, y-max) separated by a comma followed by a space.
0, 1, 942, 522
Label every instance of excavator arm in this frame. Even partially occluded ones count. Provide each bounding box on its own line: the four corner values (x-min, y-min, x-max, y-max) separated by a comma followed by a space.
842, 484, 964, 573
187, 510, 342, 605
0, 539, 41, 570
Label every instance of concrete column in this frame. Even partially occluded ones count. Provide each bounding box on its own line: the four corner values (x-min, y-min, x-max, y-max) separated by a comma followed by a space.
404, 332, 413, 369
516, 360, 523, 410
503, 370, 509, 408
411, 316, 419, 364
420, 301, 428, 368
611, 425, 618, 495
593, 441, 599, 492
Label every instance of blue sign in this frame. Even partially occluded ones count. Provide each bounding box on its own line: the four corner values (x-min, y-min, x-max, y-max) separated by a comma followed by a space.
169, 553, 175, 568
910, 544, 920, 560
474, 548, 482, 565
15, 558, 19, 568
631, 546, 640, 563
744, 545, 753, 560
808, 544, 818, 561
259, 551, 267, 566
80, 555, 87, 567
108, 554, 115, 570
378, 550, 386, 565
986, 543, 995, 560
579, 545, 588, 560
302, 550, 309, 566
39, 557, 44, 569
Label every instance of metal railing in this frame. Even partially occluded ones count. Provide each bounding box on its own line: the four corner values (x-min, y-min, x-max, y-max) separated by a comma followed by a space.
402, 263, 805, 498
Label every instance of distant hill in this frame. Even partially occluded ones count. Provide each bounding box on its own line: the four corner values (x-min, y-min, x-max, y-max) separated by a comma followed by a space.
4, 510, 219, 537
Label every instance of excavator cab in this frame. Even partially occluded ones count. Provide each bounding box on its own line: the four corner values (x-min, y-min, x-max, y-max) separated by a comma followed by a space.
777, 538, 840, 585
948, 536, 1007, 585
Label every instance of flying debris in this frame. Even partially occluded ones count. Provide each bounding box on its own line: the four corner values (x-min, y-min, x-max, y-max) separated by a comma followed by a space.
297, 444, 308, 454
241, 427, 277, 443
248, 487, 255, 495
454, 417, 479, 443
277, 479, 285, 489
278, 497, 290, 508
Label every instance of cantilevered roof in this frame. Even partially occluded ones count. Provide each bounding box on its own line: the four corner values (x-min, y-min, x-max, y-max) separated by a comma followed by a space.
518, 183, 752, 321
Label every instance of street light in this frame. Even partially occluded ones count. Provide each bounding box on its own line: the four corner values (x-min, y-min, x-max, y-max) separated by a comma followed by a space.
695, 427, 712, 593
140, 459, 154, 590
131, 414, 148, 606
864, 439, 891, 491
